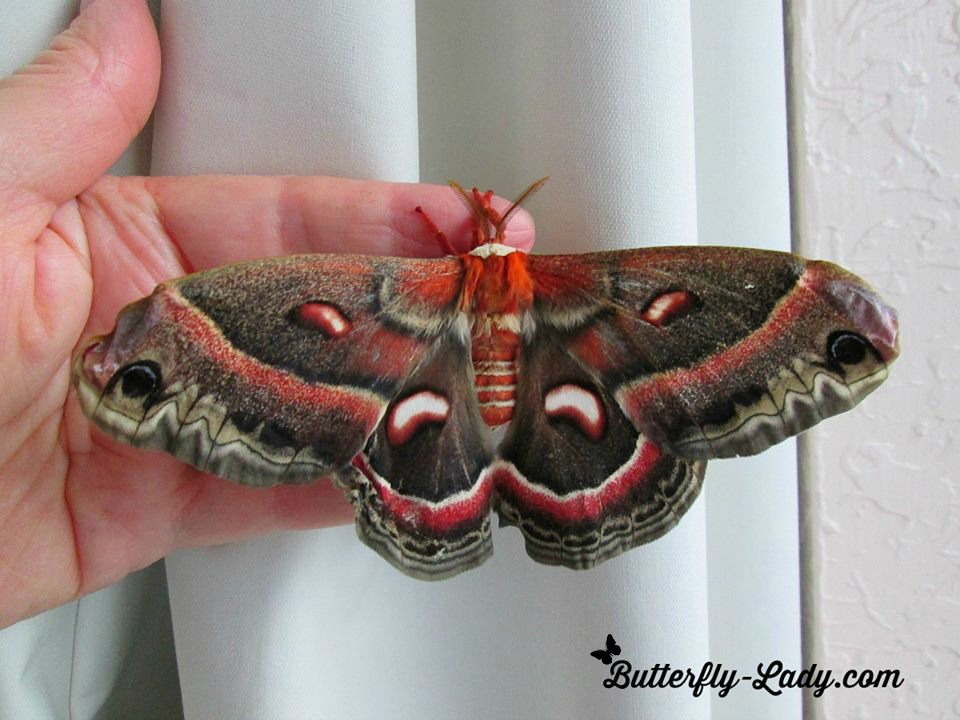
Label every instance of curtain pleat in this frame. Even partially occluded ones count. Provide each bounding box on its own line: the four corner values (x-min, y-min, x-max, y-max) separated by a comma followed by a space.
155, 3, 707, 718
691, 3, 801, 719
0, 2, 800, 718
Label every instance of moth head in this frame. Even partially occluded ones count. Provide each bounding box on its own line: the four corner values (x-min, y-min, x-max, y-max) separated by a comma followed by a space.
73, 294, 181, 436
448, 177, 547, 247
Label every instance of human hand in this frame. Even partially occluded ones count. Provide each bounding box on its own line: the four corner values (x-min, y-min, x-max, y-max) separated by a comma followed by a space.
0, 0, 534, 627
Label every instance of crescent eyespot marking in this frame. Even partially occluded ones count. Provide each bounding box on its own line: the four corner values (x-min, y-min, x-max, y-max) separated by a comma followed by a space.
295, 302, 352, 338
544, 383, 605, 440
387, 390, 451, 446
640, 290, 696, 328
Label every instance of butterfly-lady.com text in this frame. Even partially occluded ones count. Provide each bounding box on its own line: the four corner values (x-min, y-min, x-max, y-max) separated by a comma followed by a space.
602, 660, 904, 698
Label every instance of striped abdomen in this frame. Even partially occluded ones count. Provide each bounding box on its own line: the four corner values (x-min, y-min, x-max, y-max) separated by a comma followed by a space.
472, 320, 521, 427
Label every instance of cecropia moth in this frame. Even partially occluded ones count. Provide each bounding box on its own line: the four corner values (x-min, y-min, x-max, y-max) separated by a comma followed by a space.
72, 180, 900, 579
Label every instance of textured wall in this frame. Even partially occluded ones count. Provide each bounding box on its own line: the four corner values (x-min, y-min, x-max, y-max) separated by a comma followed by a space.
789, 2, 960, 718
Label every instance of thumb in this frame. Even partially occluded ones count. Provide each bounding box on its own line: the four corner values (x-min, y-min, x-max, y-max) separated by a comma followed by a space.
0, 0, 160, 239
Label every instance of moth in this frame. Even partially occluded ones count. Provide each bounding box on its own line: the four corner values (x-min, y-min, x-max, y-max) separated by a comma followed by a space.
72, 180, 900, 579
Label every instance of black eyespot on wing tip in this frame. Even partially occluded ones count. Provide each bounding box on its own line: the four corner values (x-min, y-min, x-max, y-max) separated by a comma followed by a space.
112, 361, 162, 400
827, 331, 870, 366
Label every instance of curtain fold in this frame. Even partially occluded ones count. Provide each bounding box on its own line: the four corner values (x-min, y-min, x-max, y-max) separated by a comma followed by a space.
0, 2, 800, 718
691, 3, 801, 719
155, 3, 709, 718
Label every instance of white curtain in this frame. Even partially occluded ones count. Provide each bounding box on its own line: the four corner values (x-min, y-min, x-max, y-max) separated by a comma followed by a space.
0, 2, 800, 718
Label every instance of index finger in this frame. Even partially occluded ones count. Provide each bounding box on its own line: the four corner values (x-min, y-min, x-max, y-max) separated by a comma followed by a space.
141, 175, 538, 272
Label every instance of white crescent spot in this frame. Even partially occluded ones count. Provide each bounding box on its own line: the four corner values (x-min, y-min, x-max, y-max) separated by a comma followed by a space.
544, 383, 605, 440
387, 391, 451, 445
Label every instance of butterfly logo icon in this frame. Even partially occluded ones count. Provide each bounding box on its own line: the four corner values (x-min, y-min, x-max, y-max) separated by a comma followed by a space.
590, 634, 622, 664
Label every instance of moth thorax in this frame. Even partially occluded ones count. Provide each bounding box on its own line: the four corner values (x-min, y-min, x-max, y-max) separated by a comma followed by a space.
471, 316, 521, 428
467, 242, 518, 258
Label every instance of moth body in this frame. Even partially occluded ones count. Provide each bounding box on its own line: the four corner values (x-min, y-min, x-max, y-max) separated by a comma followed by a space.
461, 248, 533, 428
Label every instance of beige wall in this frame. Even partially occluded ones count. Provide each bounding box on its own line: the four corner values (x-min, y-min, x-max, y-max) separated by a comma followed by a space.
790, 2, 960, 717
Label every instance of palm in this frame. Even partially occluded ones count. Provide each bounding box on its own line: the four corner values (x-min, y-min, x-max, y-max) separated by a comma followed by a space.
0, 1, 534, 627
2, 172, 533, 626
